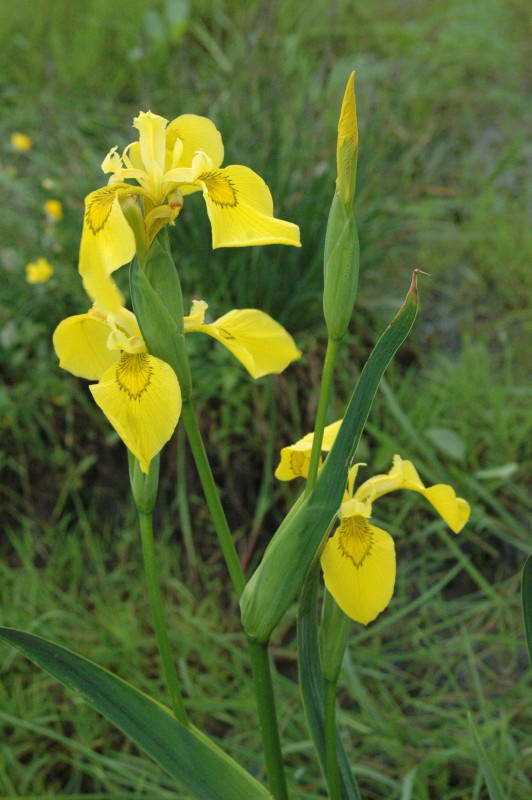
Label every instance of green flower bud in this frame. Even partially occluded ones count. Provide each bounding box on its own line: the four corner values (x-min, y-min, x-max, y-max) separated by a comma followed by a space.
323, 192, 360, 341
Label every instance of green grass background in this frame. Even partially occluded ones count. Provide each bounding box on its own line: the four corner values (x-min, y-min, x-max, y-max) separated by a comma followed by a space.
0, 0, 530, 797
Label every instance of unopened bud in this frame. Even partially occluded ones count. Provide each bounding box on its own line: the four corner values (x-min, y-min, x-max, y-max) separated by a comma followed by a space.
336, 71, 358, 209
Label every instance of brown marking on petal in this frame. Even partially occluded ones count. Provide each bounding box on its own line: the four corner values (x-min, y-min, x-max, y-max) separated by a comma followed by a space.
115, 353, 153, 400
218, 327, 235, 340
200, 171, 238, 207
337, 515, 374, 568
85, 186, 121, 234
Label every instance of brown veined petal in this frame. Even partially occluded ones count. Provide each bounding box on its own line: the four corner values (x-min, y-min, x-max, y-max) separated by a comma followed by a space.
90, 352, 181, 474
79, 184, 136, 310
194, 308, 301, 379
320, 515, 396, 625
199, 165, 300, 248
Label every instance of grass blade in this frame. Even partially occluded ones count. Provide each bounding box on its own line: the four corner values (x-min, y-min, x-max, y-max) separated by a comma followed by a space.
522, 553, 532, 667
0, 627, 271, 800
468, 714, 504, 800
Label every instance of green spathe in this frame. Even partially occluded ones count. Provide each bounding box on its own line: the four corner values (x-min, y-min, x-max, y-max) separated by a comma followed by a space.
240, 273, 420, 643
323, 193, 359, 341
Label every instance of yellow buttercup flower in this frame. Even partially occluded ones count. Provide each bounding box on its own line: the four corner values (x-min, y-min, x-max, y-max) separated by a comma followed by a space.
275, 423, 470, 625
11, 132, 33, 152
53, 305, 182, 473
44, 199, 63, 222
79, 111, 300, 308
26, 258, 54, 284
183, 300, 301, 378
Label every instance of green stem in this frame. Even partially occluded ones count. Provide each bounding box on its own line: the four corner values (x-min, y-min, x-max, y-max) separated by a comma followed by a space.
138, 511, 188, 725
247, 639, 289, 800
324, 679, 341, 800
180, 400, 246, 597
180, 398, 288, 796
176, 426, 198, 577
305, 337, 341, 495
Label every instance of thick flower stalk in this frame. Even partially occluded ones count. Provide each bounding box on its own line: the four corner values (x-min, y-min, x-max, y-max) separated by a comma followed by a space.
79, 111, 300, 310
276, 422, 470, 624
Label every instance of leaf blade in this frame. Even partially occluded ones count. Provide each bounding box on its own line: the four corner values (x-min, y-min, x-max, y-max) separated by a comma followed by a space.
522, 553, 532, 668
0, 627, 271, 800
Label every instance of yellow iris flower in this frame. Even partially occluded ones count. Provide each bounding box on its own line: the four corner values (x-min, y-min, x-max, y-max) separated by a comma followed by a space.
54, 299, 300, 471
79, 111, 300, 308
53, 305, 182, 474
11, 132, 33, 151
275, 421, 470, 625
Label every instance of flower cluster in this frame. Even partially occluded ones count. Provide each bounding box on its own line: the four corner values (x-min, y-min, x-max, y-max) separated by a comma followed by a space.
54, 110, 301, 472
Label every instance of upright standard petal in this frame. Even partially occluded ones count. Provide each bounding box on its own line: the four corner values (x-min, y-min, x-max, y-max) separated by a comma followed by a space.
191, 308, 301, 379
79, 185, 135, 310
199, 165, 300, 248
320, 515, 396, 625
165, 114, 224, 170
133, 111, 168, 177
53, 312, 119, 380
90, 352, 181, 473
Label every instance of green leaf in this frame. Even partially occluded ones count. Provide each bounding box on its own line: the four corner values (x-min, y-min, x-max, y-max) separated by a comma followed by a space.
0, 628, 271, 800
468, 714, 504, 800
298, 569, 362, 800
522, 554, 532, 668
241, 271, 420, 642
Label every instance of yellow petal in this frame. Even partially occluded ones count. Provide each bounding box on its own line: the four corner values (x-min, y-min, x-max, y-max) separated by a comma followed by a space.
199, 165, 301, 248
273, 419, 343, 481
44, 199, 63, 222
193, 308, 301, 379
165, 114, 224, 170
11, 132, 33, 152
79, 185, 135, 311
53, 312, 119, 380
336, 71, 358, 206
25, 258, 54, 284
90, 353, 181, 473
133, 111, 168, 176
320, 516, 396, 625
274, 446, 312, 481
356, 455, 470, 533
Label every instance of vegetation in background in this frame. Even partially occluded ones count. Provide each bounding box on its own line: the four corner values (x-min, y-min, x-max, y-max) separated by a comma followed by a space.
0, 0, 530, 796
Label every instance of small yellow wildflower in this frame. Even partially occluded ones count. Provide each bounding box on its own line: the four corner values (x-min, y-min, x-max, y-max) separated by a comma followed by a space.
276, 422, 470, 625
26, 258, 54, 284
11, 132, 33, 152
44, 199, 63, 222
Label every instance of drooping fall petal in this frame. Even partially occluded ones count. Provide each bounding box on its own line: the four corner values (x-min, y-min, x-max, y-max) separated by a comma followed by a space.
274, 419, 343, 481
320, 515, 396, 625
198, 165, 300, 248
79, 185, 135, 310
355, 455, 470, 533
186, 304, 301, 379
90, 352, 181, 473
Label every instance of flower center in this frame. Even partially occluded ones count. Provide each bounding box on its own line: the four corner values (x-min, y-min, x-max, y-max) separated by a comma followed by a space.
337, 515, 374, 568
115, 353, 153, 400
200, 171, 238, 207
